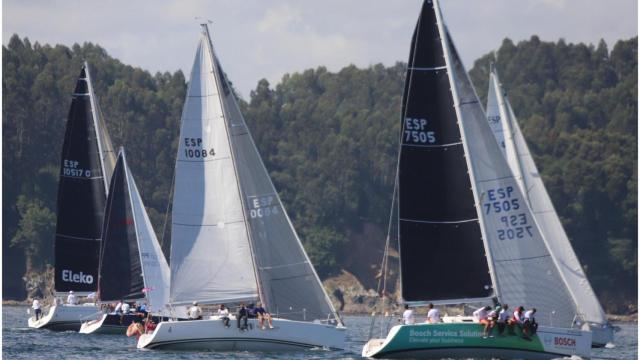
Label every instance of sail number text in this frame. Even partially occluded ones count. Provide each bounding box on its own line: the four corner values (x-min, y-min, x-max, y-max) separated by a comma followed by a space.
62, 159, 91, 177
249, 195, 279, 219
483, 186, 533, 241
404, 118, 436, 144
183, 137, 215, 159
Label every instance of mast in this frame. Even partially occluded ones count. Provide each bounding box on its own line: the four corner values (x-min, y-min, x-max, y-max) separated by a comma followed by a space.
200, 23, 265, 305
433, 1, 501, 300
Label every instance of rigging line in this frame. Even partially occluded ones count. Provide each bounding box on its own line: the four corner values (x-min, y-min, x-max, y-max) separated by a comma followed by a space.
159, 168, 176, 259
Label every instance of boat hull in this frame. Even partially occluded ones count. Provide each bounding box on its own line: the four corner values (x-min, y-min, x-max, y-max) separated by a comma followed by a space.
28, 304, 99, 331
589, 323, 614, 348
79, 313, 169, 335
137, 317, 346, 351
362, 323, 591, 359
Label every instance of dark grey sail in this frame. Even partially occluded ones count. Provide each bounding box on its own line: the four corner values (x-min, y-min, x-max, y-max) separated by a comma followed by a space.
397, 0, 493, 303
54, 63, 116, 294
203, 25, 339, 323
98, 150, 144, 302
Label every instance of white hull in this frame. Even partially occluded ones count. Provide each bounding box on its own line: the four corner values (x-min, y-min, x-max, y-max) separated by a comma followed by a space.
28, 304, 99, 331
588, 323, 614, 348
137, 316, 346, 351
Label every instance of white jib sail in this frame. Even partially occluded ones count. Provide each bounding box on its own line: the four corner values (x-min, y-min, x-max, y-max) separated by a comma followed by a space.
169, 31, 258, 305
486, 68, 607, 326
124, 159, 171, 316
433, 0, 578, 328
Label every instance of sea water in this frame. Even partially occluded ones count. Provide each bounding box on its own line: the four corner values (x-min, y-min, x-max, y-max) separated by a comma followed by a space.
3, 306, 637, 359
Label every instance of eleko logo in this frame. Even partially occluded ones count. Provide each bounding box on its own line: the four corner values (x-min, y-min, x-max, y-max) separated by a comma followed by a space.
554, 337, 576, 347
61, 270, 94, 284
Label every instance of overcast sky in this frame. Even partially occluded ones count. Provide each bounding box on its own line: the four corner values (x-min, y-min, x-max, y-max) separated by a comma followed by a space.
3, 0, 637, 99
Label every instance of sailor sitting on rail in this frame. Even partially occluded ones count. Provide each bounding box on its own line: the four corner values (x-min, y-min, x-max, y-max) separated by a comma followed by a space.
425, 303, 441, 323
473, 305, 492, 338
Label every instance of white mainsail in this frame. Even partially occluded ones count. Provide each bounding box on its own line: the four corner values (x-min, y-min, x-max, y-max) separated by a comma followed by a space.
124, 152, 171, 315
486, 67, 608, 326
434, 1, 579, 327
169, 29, 259, 305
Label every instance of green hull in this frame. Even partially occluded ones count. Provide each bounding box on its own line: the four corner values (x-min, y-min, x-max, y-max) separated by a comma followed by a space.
362, 323, 591, 359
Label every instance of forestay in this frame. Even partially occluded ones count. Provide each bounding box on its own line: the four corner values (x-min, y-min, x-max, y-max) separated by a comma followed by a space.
438, 0, 579, 327
204, 25, 339, 322
169, 28, 258, 305
486, 67, 607, 326
54, 63, 116, 294
398, 0, 493, 305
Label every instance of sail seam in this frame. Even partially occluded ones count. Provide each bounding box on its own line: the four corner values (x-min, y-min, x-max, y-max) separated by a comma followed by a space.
400, 217, 477, 224
59, 175, 104, 180
408, 65, 447, 71
258, 261, 309, 270
172, 220, 244, 227
56, 233, 100, 241
494, 254, 551, 263
475, 175, 515, 183
177, 157, 231, 163
402, 141, 462, 148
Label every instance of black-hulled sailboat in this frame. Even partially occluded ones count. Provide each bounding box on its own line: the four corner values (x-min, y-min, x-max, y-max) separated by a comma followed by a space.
79, 149, 172, 334
362, 1, 591, 358
29, 62, 116, 330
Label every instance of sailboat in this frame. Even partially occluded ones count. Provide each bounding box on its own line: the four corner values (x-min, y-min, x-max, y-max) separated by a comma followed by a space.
137, 24, 346, 351
28, 62, 117, 330
486, 65, 614, 347
79, 149, 172, 334
362, 0, 591, 358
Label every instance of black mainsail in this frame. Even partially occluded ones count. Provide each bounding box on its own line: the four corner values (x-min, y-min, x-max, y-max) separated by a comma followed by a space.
97, 150, 144, 301
398, 0, 493, 303
54, 63, 116, 294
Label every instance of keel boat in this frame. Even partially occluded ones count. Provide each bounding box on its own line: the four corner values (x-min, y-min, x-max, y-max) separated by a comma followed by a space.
362, 1, 591, 358
137, 23, 345, 351
486, 65, 614, 347
80, 149, 173, 334
29, 62, 116, 330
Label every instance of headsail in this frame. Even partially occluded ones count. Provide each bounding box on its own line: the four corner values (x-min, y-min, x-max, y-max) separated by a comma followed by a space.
205, 26, 340, 321
434, 0, 578, 327
98, 150, 144, 302
169, 27, 259, 305
98, 149, 171, 314
54, 63, 116, 294
486, 67, 607, 326
397, 0, 494, 304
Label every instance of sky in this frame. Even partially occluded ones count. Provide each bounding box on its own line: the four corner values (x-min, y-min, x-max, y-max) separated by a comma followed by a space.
3, 0, 638, 99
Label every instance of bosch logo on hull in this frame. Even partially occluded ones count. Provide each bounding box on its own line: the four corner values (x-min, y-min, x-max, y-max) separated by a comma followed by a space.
61, 270, 94, 284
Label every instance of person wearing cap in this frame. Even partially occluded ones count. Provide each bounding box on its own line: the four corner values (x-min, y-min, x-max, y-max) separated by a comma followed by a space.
67, 290, 78, 305
522, 308, 537, 339
237, 303, 249, 330
486, 304, 501, 337
188, 301, 203, 320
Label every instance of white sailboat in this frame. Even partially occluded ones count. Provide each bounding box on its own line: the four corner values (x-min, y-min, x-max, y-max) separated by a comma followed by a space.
137, 24, 346, 351
362, 0, 591, 358
486, 65, 614, 347
29, 62, 116, 330
80, 149, 173, 334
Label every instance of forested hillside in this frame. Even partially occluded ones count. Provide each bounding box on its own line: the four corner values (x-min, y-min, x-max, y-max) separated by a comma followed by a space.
3, 34, 636, 313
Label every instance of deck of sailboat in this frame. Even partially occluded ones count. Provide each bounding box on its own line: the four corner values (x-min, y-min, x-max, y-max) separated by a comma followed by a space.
28, 304, 99, 331
137, 317, 346, 351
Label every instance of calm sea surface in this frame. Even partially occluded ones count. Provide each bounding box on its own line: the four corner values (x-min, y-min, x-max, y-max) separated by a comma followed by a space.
2, 306, 636, 359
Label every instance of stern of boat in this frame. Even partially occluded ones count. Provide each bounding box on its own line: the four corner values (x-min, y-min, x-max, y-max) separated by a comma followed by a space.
79, 313, 108, 334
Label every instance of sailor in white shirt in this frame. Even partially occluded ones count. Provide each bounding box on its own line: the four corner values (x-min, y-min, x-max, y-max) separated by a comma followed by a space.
66, 291, 78, 305
497, 304, 510, 335
188, 301, 203, 320
121, 302, 131, 314
217, 304, 230, 327
426, 303, 441, 323
114, 300, 123, 314
472, 305, 491, 322
523, 308, 538, 338
32, 298, 42, 320
402, 304, 415, 325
